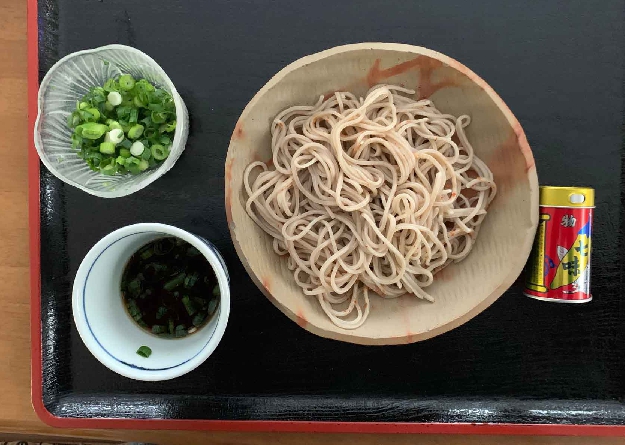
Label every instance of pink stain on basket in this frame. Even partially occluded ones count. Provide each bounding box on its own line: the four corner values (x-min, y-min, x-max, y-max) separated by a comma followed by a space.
397, 294, 414, 340
511, 121, 535, 172
365, 57, 424, 87
253, 153, 274, 167
261, 275, 272, 293
367, 57, 458, 98
444, 58, 535, 174
433, 266, 453, 282
486, 129, 535, 198
232, 121, 245, 140
323, 56, 458, 101
224, 157, 234, 225
296, 309, 308, 328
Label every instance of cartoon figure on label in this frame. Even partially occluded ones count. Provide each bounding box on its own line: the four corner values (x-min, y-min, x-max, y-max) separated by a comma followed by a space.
550, 221, 591, 294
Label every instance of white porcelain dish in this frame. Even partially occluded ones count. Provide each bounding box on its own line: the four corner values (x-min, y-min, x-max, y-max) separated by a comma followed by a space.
34, 44, 189, 198
72, 223, 230, 381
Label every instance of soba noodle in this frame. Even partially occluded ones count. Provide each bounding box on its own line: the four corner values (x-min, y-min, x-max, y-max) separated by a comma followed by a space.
243, 85, 496, 329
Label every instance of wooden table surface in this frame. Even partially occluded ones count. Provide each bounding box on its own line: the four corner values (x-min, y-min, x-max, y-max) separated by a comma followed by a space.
1, 0, 623, 443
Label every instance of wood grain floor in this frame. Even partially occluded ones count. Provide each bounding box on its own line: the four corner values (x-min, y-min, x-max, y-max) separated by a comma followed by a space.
0, 0, 623, 443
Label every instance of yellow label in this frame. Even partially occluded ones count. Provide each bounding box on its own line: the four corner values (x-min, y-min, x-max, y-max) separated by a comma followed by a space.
550, 223, 591, 289
525, 214, 551, 293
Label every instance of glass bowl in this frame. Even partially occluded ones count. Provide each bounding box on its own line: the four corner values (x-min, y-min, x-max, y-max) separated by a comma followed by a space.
34, 44, 189, 198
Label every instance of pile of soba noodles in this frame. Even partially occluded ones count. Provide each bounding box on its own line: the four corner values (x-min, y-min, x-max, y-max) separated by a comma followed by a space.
243, 84, 496, 329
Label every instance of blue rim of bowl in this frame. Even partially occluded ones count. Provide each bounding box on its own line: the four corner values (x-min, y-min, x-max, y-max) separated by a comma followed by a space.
82, 232, 221, 371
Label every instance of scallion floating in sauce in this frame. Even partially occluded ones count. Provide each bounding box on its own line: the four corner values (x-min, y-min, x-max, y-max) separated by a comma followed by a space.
121, 237, 220, 339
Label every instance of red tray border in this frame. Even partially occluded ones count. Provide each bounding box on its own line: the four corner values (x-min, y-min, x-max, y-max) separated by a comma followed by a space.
26, 0, 625, 435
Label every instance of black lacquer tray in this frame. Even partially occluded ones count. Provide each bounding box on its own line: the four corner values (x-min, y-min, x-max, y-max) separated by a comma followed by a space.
29, 0, 625, 434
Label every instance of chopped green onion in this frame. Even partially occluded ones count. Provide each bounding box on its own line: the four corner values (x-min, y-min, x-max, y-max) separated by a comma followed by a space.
86, 108, 101, 121
151, 111, 167, 124
144, 262, 166, 279
122, 237, 218, 340
119, 74, 136, 91
184, 272, 199, 289
151, 325, 166, 335
151, 144, 169, 161
107, 120, 123, 131
85, 151, 102, 166
71, 135, 82, 149
164, 272, 186, 291
130, 141, 145, 156
212, 285, 220, 297
141, 147, 152, 161
135, 79, 155, 93
126, 298, 140, 317
208, 298, 218, 315
136, 346, 152, 358
155, 306, 167, 320
154, 238, 175, 255
116, 105, 130, 119
80, 123, 108, 140
186, 246, 201, 257
68, 113, 81, 127
129, 108, 139, 123
99, 142, 115, 154
125, 156, 142, 174
104, 128, 124, 144
139, 246, 154, 259
103, 78, 118, 92
127, 278, 142, 296
120, 96, 134, 107
119, 148, 131, 158
159, 135, 172, 146
100, 163, 117, 175
175, 325, 187, 338
192, 312, 206, 327
107, 91, 122, 106
128, 124, 144, 139
159, 120, 176, 133
182, 295, 196, 316
68, 76, 176, 176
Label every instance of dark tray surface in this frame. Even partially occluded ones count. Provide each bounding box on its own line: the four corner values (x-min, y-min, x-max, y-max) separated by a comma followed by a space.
38, 0, 625, 424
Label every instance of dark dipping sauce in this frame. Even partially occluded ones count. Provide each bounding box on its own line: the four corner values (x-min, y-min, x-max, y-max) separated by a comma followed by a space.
121, 237, 220, 338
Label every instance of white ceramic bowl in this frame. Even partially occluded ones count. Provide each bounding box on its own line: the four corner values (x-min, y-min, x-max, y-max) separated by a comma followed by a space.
72, 223, 230, 381
35, 44, 189, 198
